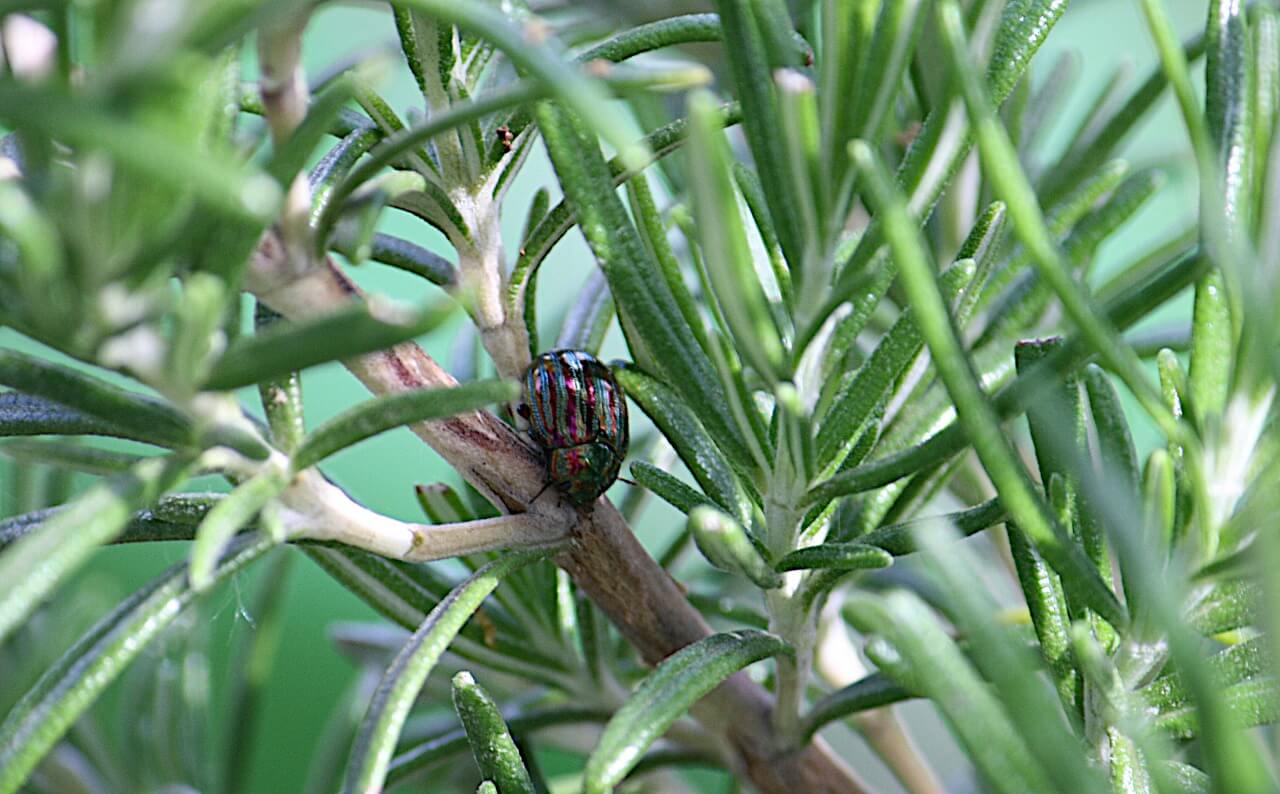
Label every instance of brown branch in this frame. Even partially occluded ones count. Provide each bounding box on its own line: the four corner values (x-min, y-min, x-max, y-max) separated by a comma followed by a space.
246, 235, 870, 793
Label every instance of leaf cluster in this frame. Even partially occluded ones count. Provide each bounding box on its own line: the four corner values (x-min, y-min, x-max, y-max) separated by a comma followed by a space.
1, 0, 1278, 792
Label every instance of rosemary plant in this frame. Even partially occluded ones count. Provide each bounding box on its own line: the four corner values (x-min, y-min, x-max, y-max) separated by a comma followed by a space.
0, 0, 1277, 792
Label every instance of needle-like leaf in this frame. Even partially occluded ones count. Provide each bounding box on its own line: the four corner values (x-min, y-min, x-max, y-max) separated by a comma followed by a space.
582, 630, 789, 794
451, 672, 535, 794
846, 589, 1052, 794
204, 300, 454, 392
616, 367, 756, 528
340, 550, 549, 794
0, 351, 192, 448
851, 139, 1125, 628
0, 534, 274, 793
292, 379, 517, 470
0, 456, 191, 646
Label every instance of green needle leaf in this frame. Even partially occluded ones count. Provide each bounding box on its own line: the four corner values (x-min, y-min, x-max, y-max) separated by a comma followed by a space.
340, 233, 456, 287
630, 462, 714, 515
1013, 339, 1095, 708
775, 542, 892, 573
1143, 447, 1178, 566
1153, 677, 1280, 740
935, 0, 1176, 439
1141, 637, 1271, 718
0, 533, 274, 793
1187, 580, 1261, 637
850, 138, 1125, 629
800, 673, 914, 742
1006, 515, 1078, 714
858, 498, 1007, 555
688, 506, 780, 589
576, 14, 721, 62
846, 589, 1052, 794
847, 0, 928, 147
686, 90, 786, 380
293, 379, 517, 470
0, 393, 132, 441
0, 456, 191, 647
451, 672, 535, 794
975, 161, 1134, 338
1040, 33, 1207, 206
818, 257, 975, 473
712, 0, 806, 274
0, 350, 192, 448
583, 630, 789, 794
1187, 0, 1247, 431
386, 707, 610, 783
823, 0, 1069, 331
807, 247, 1205, 506
189, 467, 290, 591
340, 549, 549, 794
616, 367, 755, 528
918, 525, 1108, 793
0, 493, 222, 549
204, 300, 455, 392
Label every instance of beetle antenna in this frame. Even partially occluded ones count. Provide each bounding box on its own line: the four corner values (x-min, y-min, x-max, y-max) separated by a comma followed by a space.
529, 480, 554, 504
617, 476, 638, 487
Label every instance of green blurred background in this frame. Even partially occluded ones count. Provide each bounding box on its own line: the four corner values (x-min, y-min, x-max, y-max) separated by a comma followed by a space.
0, 0, 1207, 790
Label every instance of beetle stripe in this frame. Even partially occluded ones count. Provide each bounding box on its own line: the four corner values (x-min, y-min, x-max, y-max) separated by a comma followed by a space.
521, 349, 629, 504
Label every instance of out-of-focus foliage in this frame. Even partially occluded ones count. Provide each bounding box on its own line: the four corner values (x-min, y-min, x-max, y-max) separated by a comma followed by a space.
0, 0, 1277, 791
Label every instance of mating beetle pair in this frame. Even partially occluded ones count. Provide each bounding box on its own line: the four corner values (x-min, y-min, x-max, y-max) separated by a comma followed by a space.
518, 349, 629, 505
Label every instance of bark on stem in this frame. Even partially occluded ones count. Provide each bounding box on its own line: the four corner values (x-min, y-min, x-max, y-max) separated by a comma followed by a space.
246, 235, 868, 794
280, 470, 565, 562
